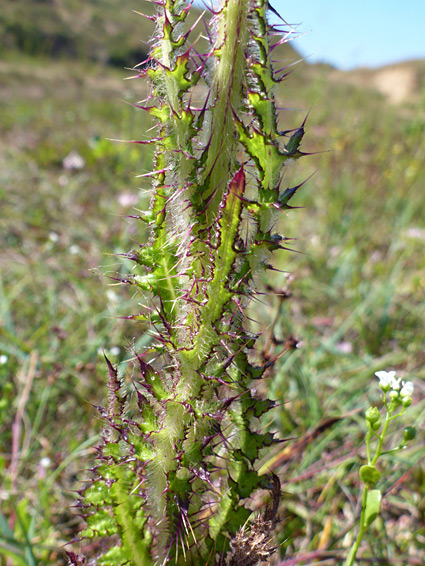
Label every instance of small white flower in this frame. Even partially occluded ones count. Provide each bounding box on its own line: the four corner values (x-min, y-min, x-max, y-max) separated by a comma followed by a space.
336, 341, 353, 354
400, 381, 414, 399
48, 231, 59, 243
118, 192, 138, 207
110, 346, 121, 356
40, 457, 51, 468
375, 370, 397, 390
62, 150, 85, 170
69, 244, 80, 255
0, 355, 8, 365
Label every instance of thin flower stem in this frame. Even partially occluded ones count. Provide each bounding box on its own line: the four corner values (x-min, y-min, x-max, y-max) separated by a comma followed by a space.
344, 486, 369, 566
366, 430, 372, 464
347, 398, 392, 565
372, 407, 391, 465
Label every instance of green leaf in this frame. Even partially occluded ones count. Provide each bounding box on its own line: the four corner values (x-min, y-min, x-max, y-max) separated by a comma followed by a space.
84, 482, 113, 506
13, 501, 37, 566
0, 507, 29, 566
0, 508, 15, 539
363, 489, 382, 528
0, 541, 28, 566
165, 54, 194, 94
83, 508, 118, 537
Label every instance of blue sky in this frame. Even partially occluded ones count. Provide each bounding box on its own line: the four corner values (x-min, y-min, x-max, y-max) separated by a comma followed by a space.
272, 0, 425, 70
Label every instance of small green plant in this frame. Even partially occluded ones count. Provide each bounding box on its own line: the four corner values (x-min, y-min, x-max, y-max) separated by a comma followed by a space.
68, 0, 308, 564
345, 370, 416, 566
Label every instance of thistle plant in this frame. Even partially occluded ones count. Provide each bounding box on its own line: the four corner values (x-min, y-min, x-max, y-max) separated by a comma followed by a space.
69, 1, 307, 564
345, 371, 416, 566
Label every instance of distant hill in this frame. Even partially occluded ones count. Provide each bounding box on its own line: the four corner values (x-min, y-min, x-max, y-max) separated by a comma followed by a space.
0, 0, 156, 66
0, 0, 299, 67
329, 60, 425, 104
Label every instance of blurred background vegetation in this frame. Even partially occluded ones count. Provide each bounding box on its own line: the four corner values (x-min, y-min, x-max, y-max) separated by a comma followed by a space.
1, 0, 425, 564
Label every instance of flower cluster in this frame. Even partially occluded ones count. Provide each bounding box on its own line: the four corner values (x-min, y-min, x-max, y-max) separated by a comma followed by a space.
375, 370, 414, 406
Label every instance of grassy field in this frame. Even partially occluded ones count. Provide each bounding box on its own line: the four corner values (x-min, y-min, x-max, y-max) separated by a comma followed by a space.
1, 2, 425, 564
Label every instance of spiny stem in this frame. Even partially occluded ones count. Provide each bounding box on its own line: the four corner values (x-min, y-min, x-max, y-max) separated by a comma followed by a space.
72, 0, 309, 563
